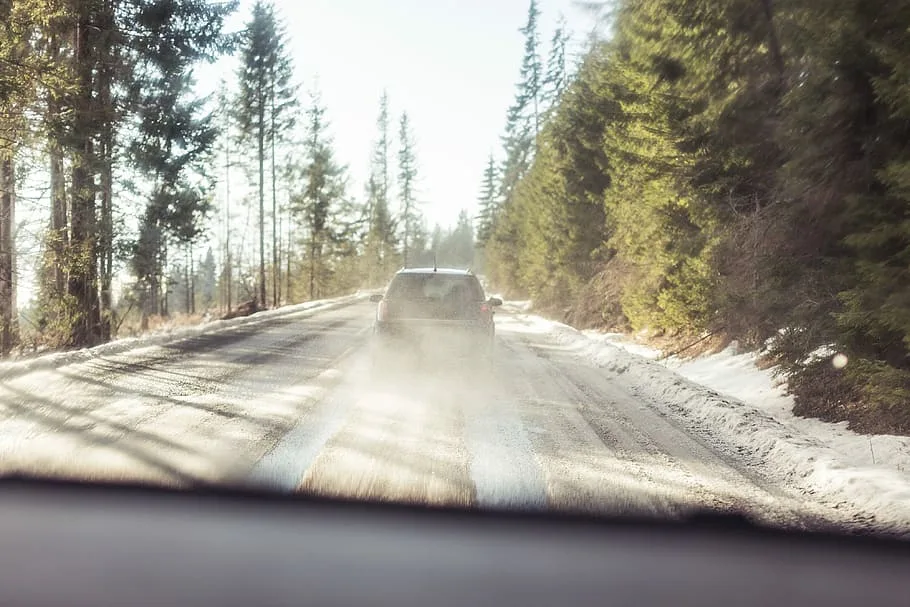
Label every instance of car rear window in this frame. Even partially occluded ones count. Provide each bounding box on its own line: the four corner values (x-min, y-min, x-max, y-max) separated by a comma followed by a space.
386, 274, 485, 302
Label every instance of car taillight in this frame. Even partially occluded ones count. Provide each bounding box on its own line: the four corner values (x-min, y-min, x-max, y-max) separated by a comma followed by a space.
377, 300, 388, 322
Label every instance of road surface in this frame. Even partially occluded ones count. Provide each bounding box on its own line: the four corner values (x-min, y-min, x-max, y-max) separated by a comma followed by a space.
0, 299, 834, 528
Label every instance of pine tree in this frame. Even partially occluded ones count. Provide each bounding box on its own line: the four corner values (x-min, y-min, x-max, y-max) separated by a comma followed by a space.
518, 0, 543, 139
34, 3, 79, 343
364, 175, 398, 284
475, 154, 499, 247
362, 91, 398, 285
478, 0, 910, 429
214, 80, 238, 312
64, 0, 121, 342
498, 104, 532, 222
0, 154, 14, 356
487, 0, 546, 291
0, 0, 36, 354
66, 0, 103, 344
197, 247, 217, 310
398, 112, 420, 267
236, 0, 297, 308
498, 0, 543, 206
374, 91, 392, 226
128, 0, 230, 327
542, 16, 571, 114
290, 89, 347, 299
0, 0, 232, 350
267, 12, 297, 308
506, 43, 613, 309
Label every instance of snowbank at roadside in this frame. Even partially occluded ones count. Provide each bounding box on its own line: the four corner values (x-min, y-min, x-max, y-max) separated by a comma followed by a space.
589, 332, 910, 475
0, 293, 366, 382
512, 310, 910, 534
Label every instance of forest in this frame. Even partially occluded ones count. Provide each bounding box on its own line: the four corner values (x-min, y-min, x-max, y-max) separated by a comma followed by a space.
0, 0, 476, 353
4, 0, 910, 434
482, 0, 910, 434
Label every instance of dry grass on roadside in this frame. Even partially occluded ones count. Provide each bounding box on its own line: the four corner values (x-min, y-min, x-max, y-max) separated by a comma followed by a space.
630, 331, 733, 361
116, 311, 211, 338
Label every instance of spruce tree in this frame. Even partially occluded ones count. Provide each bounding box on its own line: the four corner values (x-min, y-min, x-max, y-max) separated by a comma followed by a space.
198, 247, 217, 310
498, 0, 543, 205
487, 0, 545, 291
374, 91, 392, 226
128, 0, 230, 326
475, 154, 499, 248
235, 0, 297, 308
290, 90, 346, 299
542, 16, 571, 114
0, 0, 37, 353
215, 80, 238, 312
398, 112, 419, 267
518, 0, 543, 139
362, 91, 397, 284
267, 12, 297, 307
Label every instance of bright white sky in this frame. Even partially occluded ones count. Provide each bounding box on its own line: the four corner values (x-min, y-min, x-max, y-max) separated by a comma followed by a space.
214, 0, 598, 227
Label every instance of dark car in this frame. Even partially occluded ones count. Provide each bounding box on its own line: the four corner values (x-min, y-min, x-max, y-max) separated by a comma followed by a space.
370, 268, 502, 371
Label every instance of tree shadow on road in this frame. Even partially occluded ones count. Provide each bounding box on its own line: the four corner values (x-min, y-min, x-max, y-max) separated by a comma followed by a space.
0, 383, 209, 487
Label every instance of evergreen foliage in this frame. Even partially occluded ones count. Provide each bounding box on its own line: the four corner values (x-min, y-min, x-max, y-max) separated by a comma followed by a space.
235, 0, 296, 308
397, 111, 419, 267
483, 0, 910, 432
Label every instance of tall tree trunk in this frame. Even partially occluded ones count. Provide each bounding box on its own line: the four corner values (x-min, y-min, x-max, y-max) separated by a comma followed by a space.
98, 148, 112, 340
144, 278, 154, 330
184, 246, 191, 314
48, 34, 69, 300
277, 215, 282, 304
49, 140, 67, 297
190, 244, 195, 314
148, 232, 159, 319
224, 251, 232, 312
224, 249, 232, 312
224, 131, 232, 312
139, 283, 149, 331
403, 209, 410, 268
258, 100, 266, 308
309, 234, 316, 300
98, 118, 113, 340
68, 14, 101, 347
0, 154, 16, 356
270, 86, 279, 308
285, 213, 292, 302
160, 238, 168, 317
97, 0, 114, 341
316, 238, 322, 299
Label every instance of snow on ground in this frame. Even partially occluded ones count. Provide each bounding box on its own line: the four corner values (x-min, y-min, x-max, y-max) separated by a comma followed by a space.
508, 306, 910, 534
0, 293, 366, 382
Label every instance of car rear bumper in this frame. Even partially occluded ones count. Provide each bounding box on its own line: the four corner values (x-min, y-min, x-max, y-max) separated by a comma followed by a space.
373, 320, 493, 359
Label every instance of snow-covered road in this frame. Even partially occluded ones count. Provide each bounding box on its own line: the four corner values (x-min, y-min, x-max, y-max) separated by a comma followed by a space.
0, 300, 855, 530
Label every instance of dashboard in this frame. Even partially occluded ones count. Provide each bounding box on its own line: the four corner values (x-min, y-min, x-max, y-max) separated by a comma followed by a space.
0, 478, 906, 606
